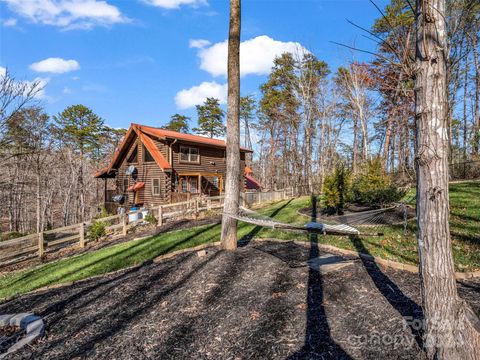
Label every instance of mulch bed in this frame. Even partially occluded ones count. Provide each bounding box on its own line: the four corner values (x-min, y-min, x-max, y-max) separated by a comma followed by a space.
0, 215, 222, 274
0, 240, 479, 359
0, 325, 19, 338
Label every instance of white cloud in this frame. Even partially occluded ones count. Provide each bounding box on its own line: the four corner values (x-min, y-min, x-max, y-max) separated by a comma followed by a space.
30, 57, 80, 74
197, 35, 309, 77
62, 87, 72, 94
175, 81, 227, 109
141, 0, 207, 10
24, 77, 50, 99
189, 39, 210, 49
0, 67, 48, 99
3, 18, 17, 27
3, 0, 128, 29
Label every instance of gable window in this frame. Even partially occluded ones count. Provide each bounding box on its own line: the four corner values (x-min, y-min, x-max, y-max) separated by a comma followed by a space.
152, 178, 161, 196
144, 146, 154, 162
179, 146, 200, 163
127, 145, 138, 163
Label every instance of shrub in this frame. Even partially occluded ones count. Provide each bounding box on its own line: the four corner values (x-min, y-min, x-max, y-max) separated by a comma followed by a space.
95, 206, 112, 226
351, 158, 405, 207
89, 221, 106, 242
143, 212, 157, 226
323, 164, 351, 215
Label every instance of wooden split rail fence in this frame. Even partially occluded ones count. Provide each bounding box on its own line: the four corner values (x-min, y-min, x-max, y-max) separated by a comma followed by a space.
0, 189, 292, 268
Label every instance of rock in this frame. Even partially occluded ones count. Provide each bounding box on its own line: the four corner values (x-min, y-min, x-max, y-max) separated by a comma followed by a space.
307, 254, 355, 274
0, 315, 13, 326
9, 313, 34, 327
0, 313, 44, 358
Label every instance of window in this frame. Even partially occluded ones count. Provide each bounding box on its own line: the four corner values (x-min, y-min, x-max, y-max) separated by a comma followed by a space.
180, 176, 199, 193
190, 178, 198, 193
181, 179, 188, 193
152, 178, 161, 196
127, 145, 138, 163
144, 146, 154, 162
123, 178, 129, 193
179, 146, 200, 163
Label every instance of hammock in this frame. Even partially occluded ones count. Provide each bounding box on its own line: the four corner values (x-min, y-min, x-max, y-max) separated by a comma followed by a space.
225, 207, 360, 236
225, 201, 415, 237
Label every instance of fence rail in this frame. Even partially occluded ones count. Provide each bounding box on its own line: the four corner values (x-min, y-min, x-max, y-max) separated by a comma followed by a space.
0, 189, 292, 268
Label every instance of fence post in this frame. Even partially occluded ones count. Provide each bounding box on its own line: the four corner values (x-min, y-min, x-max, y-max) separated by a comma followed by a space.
194, 198, 199, 218
207, 198, 212, 210
158, 205, 163, 226
122, 214, 127, 236
79, 222, 85, 248
38, 232, 44, 258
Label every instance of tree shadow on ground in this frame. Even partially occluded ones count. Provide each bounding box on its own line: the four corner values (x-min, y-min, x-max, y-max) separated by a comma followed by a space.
288, 195, 352, 360
349, 235, 424, 348
238, 199, 293, 247
30, 251, 221, 359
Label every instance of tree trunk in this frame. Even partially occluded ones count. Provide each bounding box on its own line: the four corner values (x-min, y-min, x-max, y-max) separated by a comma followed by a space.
473, 36, 479, 157
414, 1, 480, 358
463, 47, 469, 161
220, 0, 241, 250
352, 117, 358, 174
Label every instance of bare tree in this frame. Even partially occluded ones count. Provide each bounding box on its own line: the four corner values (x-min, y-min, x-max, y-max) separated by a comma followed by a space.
0, 69, 43, 142
414, 0, 480, 358
220, 0, 241, 250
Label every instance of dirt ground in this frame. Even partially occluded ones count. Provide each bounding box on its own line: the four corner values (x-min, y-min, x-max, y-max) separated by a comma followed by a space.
1, 240, 479, 360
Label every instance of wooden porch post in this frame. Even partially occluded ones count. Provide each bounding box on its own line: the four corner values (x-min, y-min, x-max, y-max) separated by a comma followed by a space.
104, 178, 107, 208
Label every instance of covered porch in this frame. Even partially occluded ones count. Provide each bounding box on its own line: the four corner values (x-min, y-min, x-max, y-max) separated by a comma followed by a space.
171, 172, 223, 203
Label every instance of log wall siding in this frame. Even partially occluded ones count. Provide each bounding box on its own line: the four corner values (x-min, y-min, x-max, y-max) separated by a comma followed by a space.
170, 142, 246, 177
113, 133, 247, 207
116, 138, 168, 207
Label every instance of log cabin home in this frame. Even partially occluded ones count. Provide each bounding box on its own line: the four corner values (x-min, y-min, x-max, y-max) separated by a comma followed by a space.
95, 123, 260, 210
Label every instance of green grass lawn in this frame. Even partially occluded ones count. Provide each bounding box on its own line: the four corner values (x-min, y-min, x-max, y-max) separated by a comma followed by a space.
1, 181, 479, 300
0, 198, 305, 300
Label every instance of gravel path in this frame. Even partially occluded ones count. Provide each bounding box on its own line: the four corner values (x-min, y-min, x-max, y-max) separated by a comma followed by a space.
1, 240, 479, 360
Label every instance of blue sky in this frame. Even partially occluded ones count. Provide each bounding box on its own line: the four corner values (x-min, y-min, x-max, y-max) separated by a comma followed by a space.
0, 0, 388, 130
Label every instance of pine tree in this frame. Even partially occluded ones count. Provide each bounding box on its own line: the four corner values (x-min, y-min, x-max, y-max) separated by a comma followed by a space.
54, 104, 105, 221
194, 97, 226, 138
54, 104, 105, 158
163, 114, 190, 133
221, 0, 241, 250
414, 0, 480, 357
240, 95, 256, 149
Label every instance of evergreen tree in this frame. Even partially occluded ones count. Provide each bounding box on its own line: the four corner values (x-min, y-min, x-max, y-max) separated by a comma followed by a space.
54, 104, 105, 158
54, 104, 105, 221
194, 97, 226, 138
259, 52, 300, 189
163, 114, 190, 133
240, 95, 256, 149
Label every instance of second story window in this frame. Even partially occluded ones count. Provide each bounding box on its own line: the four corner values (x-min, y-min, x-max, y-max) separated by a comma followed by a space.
179, 146, 200, 163
144, 146, 154, 162
127, 145, 138, 163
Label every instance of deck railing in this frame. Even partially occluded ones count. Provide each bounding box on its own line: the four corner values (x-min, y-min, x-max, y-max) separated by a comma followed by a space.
0, 189, 292, 268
